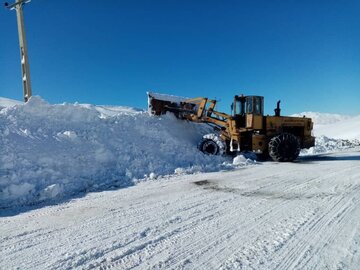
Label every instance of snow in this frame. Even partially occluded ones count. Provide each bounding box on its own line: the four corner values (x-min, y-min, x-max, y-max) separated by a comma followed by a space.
1, 96, 360, 269
295, 112, 360, 155
0, 96, 22, 109
1, 150, 359, 269
147, 91, 188, 103
0, 96, 231, 208
303, 135, 359, 155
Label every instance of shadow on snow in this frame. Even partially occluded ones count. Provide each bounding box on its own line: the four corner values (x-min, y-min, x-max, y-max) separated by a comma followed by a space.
297, 152, 360, 163
0, 181, 134, 217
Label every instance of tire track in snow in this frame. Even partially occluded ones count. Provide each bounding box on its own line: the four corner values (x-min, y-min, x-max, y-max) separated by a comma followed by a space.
153, 169, 330, 268
98, 183, 283, 269
112, 171, 322, 269
90, 194, 235, 269
167, 165, 354, 269
1, 152, 359, 270
191, 164, 359, 269
272, 184, 360, 270
47, 189, 233, 269
90, 163, 358, 270
217, 163, 360, 270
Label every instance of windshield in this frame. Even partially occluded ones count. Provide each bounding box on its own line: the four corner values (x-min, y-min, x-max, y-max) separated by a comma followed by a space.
245, 96, 263, 115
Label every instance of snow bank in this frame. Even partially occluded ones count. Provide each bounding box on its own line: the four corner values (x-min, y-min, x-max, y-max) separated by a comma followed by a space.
0, 97, 23, 110
294, 112, 360, 140
294, 112, 360, 155
301, 136, 359, 155
0, 96, 232, 208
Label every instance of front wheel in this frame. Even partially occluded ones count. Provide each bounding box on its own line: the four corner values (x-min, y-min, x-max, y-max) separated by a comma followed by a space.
198, 134, 226, 155
268, 133, 300, 162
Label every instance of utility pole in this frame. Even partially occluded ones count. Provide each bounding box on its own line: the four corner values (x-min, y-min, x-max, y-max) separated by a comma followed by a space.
5, 0, 32, 102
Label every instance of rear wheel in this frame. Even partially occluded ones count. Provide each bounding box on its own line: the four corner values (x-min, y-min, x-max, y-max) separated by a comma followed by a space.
268, 133, 300, 162
198, 134, 226, 155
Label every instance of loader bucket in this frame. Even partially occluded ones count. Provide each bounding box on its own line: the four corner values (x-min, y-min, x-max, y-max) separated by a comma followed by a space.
147, 92, 197, 117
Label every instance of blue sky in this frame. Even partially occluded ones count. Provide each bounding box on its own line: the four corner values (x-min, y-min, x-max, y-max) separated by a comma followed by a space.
1, 0, 359, 115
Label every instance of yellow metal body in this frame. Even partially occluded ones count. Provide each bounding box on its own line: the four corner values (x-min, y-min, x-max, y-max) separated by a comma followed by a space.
246, 114, 263, 129
181, 96, 314, 153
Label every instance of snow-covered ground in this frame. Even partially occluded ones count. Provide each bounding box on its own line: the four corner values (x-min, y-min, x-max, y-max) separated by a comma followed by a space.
1, 96, 360, 269
1, 150, 359, 269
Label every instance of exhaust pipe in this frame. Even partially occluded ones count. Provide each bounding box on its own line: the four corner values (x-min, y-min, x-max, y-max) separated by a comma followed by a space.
274, 100, 281, 117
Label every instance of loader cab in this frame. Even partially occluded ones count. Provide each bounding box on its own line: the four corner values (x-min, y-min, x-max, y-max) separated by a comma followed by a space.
232, 95, 264, 129
232, 95, 264, 116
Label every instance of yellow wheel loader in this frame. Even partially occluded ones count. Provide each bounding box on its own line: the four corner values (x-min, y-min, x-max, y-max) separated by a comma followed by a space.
148, 92, 315, 162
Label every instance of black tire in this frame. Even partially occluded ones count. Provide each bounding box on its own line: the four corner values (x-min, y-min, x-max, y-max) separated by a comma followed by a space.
268, 133, 300, 162
198, 134, 226, 155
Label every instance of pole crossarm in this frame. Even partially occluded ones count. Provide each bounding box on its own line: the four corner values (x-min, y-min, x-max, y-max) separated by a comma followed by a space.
4, 0, 30, 10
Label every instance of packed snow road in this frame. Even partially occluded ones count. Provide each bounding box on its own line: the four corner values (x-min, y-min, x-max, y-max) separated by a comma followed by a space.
1, 150, 360, 270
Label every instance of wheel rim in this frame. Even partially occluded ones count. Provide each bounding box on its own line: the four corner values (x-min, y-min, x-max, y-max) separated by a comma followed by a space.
201, 140, 219, 155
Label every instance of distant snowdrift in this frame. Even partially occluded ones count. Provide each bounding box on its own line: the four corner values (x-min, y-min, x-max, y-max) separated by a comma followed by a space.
294, 112, 360, 155
294, 112, 360, 141
0, 97, 234, 207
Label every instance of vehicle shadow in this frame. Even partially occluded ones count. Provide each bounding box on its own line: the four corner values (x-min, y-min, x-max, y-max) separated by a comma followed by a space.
297, 152, 360, 163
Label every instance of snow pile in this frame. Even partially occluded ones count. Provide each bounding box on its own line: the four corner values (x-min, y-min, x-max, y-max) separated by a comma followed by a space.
302, 136, 360, 155
294, 112, 360, 155
233, 152, 257, 166
0, 97, 22, 110
0, 96, 231, 208
78, 103, 143, 118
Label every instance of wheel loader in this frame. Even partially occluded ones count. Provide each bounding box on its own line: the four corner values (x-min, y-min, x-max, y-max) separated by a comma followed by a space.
148, 92, 315, 162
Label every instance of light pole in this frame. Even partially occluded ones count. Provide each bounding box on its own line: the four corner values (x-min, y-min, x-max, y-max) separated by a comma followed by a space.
5, 0, 32, 102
